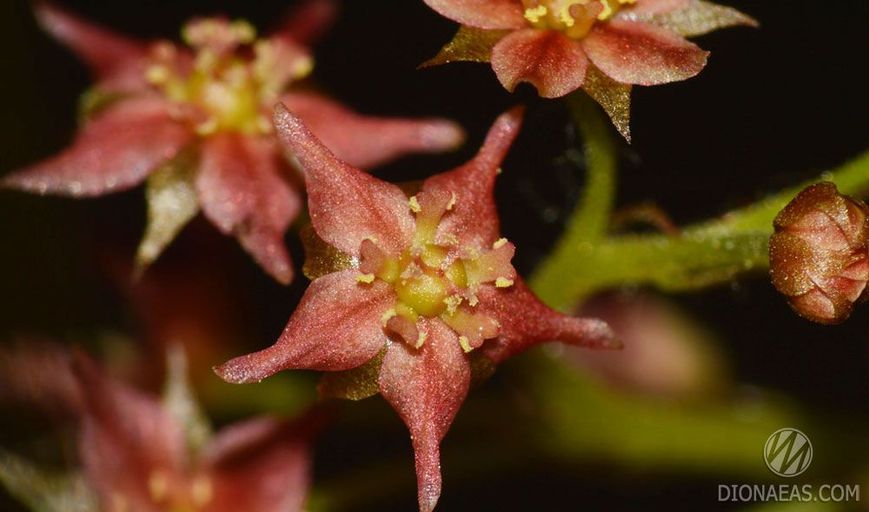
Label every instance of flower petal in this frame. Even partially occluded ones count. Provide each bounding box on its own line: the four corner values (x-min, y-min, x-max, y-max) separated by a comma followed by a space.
421, 26, 509, 67
201, 417, 314, 512
491, 29, 588, 98
624, 0, 758, 37
35, 3, 149, 91
196, 133, 300, 284
422, 107, 524, 248
479, 278, 620, 364
280, 92, 465, 169
378, 319, 471, 512
583, 20, 708, 86
2, 98, 191, 197
135, 155, 200, 273
422, 0, 527, 30
215, 269, 394, 383
270, 0, 338, 45
73, 354, 186, 511
273, 103, 415, 257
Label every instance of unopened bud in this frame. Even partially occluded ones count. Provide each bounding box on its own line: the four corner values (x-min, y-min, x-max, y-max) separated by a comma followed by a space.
769, 182, 869, 324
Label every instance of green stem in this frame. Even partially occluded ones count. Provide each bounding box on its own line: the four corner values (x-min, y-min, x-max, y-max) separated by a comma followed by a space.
531, 98, 869, 308
532, 231, 769, 310
561, 92, 618, 243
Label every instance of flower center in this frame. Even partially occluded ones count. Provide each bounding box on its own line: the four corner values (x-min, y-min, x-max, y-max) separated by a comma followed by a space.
521, 0, 636, 38
356, 190, 517, 352
144, 18, 313, 136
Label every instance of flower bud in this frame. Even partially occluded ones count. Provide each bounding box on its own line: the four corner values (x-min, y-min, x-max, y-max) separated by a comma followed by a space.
565, 292, 728, 401
769, 182, 869, 324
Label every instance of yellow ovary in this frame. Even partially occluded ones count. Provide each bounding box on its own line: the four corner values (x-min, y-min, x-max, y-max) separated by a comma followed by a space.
356, 191, 517, 352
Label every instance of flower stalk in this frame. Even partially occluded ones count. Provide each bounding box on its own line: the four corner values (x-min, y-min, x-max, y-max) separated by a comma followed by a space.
531, 99, 869, 309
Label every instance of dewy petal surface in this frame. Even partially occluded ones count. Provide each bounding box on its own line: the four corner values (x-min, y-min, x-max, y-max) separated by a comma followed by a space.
281, 92, 465, 169
196, 133, 300, 284
422, 107, 524, 247
202, 417, 312, 512
378, 319, 471, 512
2, 97, 191, 197
491, 29, 588, 99
631, 0, 690, 15
422, 0, 527, 30
273, 103, 415, 257
630, 0, 758, 37
479, 278, 619, 363
215, 269, 395, 383
583, 19, 708, 86
35, 2, 149, 91
73, 354, 187, 512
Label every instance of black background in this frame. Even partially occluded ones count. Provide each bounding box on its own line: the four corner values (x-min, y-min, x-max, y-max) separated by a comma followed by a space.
0, 0, 867, 510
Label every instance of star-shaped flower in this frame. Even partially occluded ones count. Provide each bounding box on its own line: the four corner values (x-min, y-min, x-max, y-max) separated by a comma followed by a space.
423, 0, 756, 140
2, 1, 464, 283
0, 347, 320, 512
215, 105, 618, 511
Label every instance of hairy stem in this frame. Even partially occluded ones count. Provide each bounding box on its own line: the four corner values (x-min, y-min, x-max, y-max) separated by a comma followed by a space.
531, 96, 869, 309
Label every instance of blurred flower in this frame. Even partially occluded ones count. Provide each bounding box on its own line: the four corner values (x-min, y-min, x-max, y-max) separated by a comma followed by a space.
2, 1, 464, 283
770, 182, 869, 324
565, 291, 728, 400
0, 347, 320, 512
423, 0, 756, 140
216, 105, 618, 511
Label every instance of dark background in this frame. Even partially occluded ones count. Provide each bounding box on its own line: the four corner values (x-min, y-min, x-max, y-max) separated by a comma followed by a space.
0, 0, 867, 510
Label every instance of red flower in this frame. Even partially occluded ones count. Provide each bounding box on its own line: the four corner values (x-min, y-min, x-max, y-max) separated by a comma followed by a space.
2, 1, 464, 283
216, 105, 618, 511
71, 352, 319, 512
423, 0, 756, 139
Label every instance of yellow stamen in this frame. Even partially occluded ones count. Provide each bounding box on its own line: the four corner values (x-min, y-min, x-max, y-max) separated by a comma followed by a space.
443, 294, 463, 314
190, 475, 213, 507
381, 308, 397, 326
458, 335, 473, 353
493, 238, 508, 250
414, 329, 428, 349
524, 5, 548, 23
446, 192, 457, 211
409, 196, 422, 213
356, 273, 375, 284
147, 471, 169, 502
495, 277, 515, 288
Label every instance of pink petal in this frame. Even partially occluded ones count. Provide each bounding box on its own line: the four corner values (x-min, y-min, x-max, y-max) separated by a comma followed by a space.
479, 278, 619, 364
73, 354, 187, 512
215, 269, 395, 383
280, 92, 465, 169
35, 3, 149, 91
491, 29, 588, 98
202, 417, 315, 512
273, 103, 415, 257
2, 97, 191, 196
270, 0, 338, 45
422, 108, 524, 248
631, 0, 690, 15
582, 20, 708, 86
378, 319, 471, 512
422, 0, 527, 30
196, 133, 301, 284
